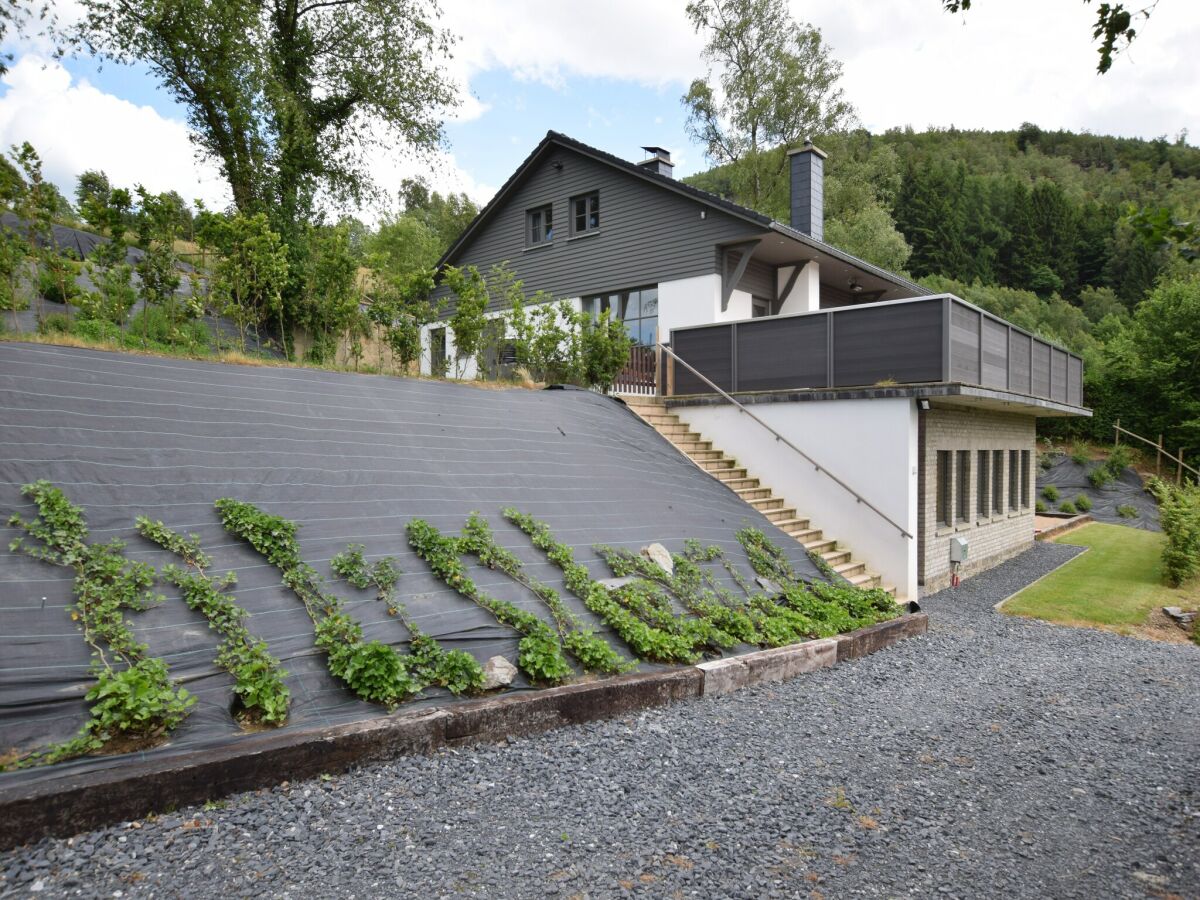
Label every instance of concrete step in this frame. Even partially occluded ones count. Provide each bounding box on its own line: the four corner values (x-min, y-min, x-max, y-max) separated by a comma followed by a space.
822, 549, 853, 568
784, 526, 821, 543
713, 466, 749, 481
804, 538, 838, 555
833, 559, 866, 579
848, 571, 882, 590
626, 401, 665, 413
699, 458, 738, 472
689, 449, 725, 462
763, 507, 799, 524
721, 476, 761, 491
748, 496, 784, 512
658, 423, 693, 436
643, 414, 680, 426
674, 440, 714, 453
734, 487, 773, 501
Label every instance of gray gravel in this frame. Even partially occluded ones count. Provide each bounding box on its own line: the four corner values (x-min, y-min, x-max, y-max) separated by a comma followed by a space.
2, 541, 1197, 899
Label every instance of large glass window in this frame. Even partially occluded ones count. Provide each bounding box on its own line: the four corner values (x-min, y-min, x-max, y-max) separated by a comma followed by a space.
977, 449, 990, 519
571, 191, 600, 234
582, 285, 658, 346
526, 204, 553, 245
1020, 450, 1031, 509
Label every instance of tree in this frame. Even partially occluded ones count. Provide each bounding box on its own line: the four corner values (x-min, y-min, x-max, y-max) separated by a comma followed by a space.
79, 186, 137, 325
396, 177, 479, 250
1030, 180, 1079, 296
9, 143, 69, 321
366, 214, 441, 283
206, 212, 289, 352
941, 1, 1160, 73
442, 264, 489, 379
297, 225, 359, 363
71, 0, 458, 236
133, 187, 185, 344
75, 170, 112, 214
682, 0, 853, 211
367, 268, 440, 375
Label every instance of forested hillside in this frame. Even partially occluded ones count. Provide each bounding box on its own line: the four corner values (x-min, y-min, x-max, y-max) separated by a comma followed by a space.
686, 125, 1200, 450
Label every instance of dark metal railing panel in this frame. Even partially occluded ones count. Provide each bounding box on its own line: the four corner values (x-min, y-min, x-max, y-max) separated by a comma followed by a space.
673, 326, 734, 394
831, 301, 942, 387
1009, 331, 1032, 394
949, 303, 981, 384
981, 318, 1008, 389
736, 315, 827, 392
1067, 356, 1083, 407
1050, 348, 1068, 404
1031, 341, 1051, 398
667, 294, 1085, 407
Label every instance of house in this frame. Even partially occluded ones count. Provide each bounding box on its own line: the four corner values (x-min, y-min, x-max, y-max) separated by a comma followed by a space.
427, 131, 1090, 599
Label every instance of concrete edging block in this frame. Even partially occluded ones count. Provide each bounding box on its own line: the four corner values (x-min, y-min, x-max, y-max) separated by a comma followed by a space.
698, 638, 837, 697
835, 613, 929, 663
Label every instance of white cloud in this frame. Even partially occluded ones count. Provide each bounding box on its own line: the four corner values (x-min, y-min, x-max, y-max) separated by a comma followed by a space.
0, 55, 231, 208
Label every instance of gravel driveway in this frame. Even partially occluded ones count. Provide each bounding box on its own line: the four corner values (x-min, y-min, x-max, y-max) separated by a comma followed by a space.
2, 541, 1197, 899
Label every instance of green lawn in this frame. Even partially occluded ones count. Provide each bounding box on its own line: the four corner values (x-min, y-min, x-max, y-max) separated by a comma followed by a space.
1003, 523, 1196, 634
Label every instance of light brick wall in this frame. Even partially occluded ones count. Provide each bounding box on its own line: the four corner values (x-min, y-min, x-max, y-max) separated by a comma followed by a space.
918, 407, 1036, 592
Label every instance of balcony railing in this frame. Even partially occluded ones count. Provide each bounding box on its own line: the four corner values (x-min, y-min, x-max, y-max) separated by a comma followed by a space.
667, 294, 1084, 408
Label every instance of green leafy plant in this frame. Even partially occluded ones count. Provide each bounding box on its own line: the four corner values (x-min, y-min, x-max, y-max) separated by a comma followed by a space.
407, 518, 572, 684
1069, 443, 1091, 466
329, 542, 484, 695
1041, 484, 1060, 502
1116, 503, 1138, 519
503, 509, 698, 664
1058, 500, 1077, 515
1147, 477, 1200, 587
137, 517, 290, 726
4, 482, 194, 769
457, 513, 630, 675
1074, 494, 1093, 512
1088, 466, 1114, 489
215, 499, 419, 707
1035, 499, 1048, 513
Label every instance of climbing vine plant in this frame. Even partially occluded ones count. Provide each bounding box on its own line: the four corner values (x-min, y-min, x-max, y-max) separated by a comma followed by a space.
329, 543, 485, 696
406, 518, 574, 684
3, 482, 195, 769
136, 517, 291, 727
215, 498, 420, 708
457, 513, 631, 675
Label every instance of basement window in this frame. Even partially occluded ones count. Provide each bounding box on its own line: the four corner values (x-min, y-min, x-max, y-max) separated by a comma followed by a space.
936, 450, 952, 528
956, 450, 971, 524
977, 449, 990, 518
992, 450, 1004, 514
1009, 449, 1020, 511
571, 191, 600, 234
526, 204, 553, 245
1020, 450, 1031, 508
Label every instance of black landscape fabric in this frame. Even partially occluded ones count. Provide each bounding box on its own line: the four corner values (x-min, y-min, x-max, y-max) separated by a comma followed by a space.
0, 342, 823, 786
1037, 455, 1160, 530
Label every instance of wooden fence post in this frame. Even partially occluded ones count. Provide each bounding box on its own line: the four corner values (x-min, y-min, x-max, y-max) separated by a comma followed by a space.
1157, 434, 1163, 477
1179, 449, 1186, 486
1114, 419, 1120, 446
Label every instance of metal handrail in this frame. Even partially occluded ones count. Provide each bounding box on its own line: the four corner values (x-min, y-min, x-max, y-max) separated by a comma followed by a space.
658, 342, 914, 540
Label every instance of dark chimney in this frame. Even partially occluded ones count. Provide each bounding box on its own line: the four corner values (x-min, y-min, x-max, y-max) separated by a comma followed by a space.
788, 141, 827, 240
637, 146, 674, 178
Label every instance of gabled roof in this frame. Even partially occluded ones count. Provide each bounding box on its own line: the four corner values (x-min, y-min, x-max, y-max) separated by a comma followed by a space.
437, 130, 928, 297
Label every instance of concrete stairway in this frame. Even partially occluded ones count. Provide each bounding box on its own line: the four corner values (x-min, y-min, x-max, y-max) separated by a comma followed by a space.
626, 396, 891, 592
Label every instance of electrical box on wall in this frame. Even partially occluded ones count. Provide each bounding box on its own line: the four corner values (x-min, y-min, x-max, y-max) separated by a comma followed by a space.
949, 537, 969, 563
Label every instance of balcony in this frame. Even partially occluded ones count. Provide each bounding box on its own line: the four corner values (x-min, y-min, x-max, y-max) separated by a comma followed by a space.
666, 294, 1087, 413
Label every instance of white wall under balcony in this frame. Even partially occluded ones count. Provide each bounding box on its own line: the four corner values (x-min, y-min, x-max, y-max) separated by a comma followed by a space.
674, 396, 919, 600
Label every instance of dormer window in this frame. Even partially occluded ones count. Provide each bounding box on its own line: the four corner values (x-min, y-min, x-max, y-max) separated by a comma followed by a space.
571, 191, 600, 234
527, 204, 553, 245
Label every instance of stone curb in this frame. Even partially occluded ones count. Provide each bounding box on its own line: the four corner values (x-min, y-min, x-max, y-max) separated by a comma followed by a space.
1034, 513, 1093, 541
0, 614, 927, 850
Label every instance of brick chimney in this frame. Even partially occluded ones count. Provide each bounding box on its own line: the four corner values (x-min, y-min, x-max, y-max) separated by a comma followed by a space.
787, 141, 827, 240
637, 146, 674, 178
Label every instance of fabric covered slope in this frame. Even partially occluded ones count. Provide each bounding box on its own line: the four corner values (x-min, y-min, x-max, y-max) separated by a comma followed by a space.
0, 342, 822, 785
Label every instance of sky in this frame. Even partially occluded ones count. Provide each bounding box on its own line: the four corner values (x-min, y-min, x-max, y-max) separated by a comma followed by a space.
1, 0, 1197, 222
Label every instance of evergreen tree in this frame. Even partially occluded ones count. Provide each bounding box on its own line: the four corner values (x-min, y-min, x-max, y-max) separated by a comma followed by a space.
1029, 180, 1079, 296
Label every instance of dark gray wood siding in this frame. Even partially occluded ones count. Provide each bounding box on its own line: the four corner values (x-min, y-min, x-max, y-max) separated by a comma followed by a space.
735, 256, 777, 300
435, 146, 762, 311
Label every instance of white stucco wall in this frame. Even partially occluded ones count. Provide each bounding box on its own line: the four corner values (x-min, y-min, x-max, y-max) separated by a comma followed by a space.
674, 397, 919, 600
777, 261, 820, 314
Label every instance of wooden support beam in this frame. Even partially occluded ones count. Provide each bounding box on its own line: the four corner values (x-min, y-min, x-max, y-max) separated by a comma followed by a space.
776, 262, 805, 313
720, 239, 762, 312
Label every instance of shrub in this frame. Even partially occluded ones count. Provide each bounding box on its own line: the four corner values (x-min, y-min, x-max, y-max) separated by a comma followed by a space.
1069, 443, 1090, 466
1074, 494, 1093, 512
1105, 445, 1133, 476
1089, 467, 1114, 489
1041, 485, 1060, 502
73, 316, 123, 344
1058, 500, 1077, 515
1116, 504, 1138, 519
1147, 478, 1200, 587
36, 312, 72, 335
1035, 499, 1047, 513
